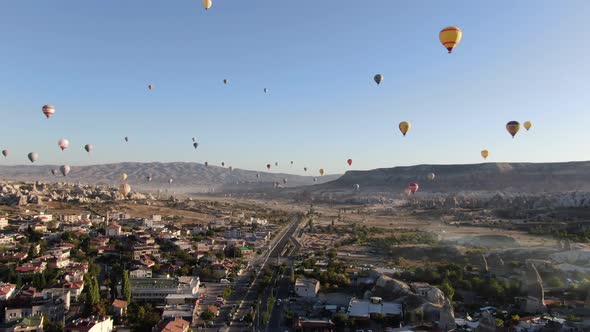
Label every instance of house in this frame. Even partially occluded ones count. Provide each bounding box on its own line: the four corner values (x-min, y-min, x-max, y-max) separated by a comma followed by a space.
15, 262, 47, 275
60, 214, 81, 223
112, 299, 128, 317
153, 317, 190, 332
132, 245, 160, 260
106, 223, 121, 237
3, 315, 44, 332
62, 281, 85, 300
295, 278, 320, 298
238, 246, 253, 256
294, 317, 334, 332
0, 217, 8, 229
346, 297, 403, 320
64, 316, 113, 332
0, 283, 17, 300
130, 267, 152, 279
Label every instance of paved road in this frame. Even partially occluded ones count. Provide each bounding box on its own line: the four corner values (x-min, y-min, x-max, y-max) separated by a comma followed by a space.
224, 215, 302, 332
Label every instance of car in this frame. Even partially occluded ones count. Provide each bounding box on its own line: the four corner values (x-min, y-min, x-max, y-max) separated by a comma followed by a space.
220, 279, 231, 284
276, 299, 282, 306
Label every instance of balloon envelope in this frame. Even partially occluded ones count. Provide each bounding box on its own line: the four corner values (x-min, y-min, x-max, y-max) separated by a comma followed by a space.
427, 173, 435, 181
408, 182, 419, 194
319, 169, 325, 176
1, 150, 7, 157
119, 183, 131, 196
42, 105, 55, 119
399, 122, 411, 136
84, 144, 93, 153
374, 74, 383, 85
439, 26, 462, 53
57, 139, 70, 151
347, 159, 353, 166
121, 173, 128, 182
124, 137, 129, 142
481, 150, 489, 159
506, 121, 521, 138
524, 121, 533, 131
202, 0, 212, 10
60, 165, 71, 177
51, 169, 58, 176
193, 142, 198, 149
28, 152, 39, 163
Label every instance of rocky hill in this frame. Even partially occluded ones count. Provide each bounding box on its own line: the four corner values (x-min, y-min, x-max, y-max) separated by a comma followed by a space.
314, 161, 590, 194
0, 162, 339, 193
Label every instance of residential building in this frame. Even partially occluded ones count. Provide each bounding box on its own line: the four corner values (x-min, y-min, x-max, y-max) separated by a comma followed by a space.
0, 283, 17, 300
4, 289, 70, 323
64, 316, 113, 332
60, 214, 80, 223
15, 262, 47, 275
294, 317, 334, 332
224, 228, 241, 239
132, 245, 160, 261
153, 317, 190, 332
106, 224, 121, 237
130, 276, 199, 303
0, 217, 8, 229
129, 268, 152, 279
346, 297, 403, 320
410, 282, 432, 297
2, 315, 44, 332
295, 278, 320, 298
112, 299, 128, 317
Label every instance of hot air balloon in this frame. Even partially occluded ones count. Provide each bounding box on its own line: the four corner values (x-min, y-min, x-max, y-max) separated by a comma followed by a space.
204, 161, 208, 167
51, 169, 58, 176
57, 139, 70, 151
119, 183, 131, 197
304, 167, 308, 172
290, 161, 294, 165
283, 178, 287, 184
60, 165, 71, 177
221, 162, 225, 167
524, 121, 532, 131
313, 177, 317, 182
84, 144, 93, 153
203, 0, 212, 10
404, 187, 412, 196
192, 137, 196, 142
193, 142, 198, 149
256, 173, 260, 178
374, 74, 383, 85
354, 184, 360, 191
42, 105, 55, 119
408, 182, 419, 194
1, 150, 7, 157
439, 26, 462, 53
319, 169, 325, 176
264, 88, 269, 94
120, 173, 128, 182
506, 121, 521, 138
399, 122, 411, 136
124, 136, 129, 142
266, 164, 271, 170
169, 179, 173, 185
427, 173, 435, 181
223, 79, 228, 85
228, 166, 233, 172
481, 150, 489, 159
148, 84, 153, 90
146, 175, 152, 182
275, 162, 278, 167
27, 152, 39, 163
347, 159, 353, 166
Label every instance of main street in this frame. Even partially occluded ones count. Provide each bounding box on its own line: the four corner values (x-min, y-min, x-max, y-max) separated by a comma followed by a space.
222, 214, 303, 332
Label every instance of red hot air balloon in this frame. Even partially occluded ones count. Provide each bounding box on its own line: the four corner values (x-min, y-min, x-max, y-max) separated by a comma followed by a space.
148, 84, 153, 90
347, 159, 353, 166
57, 139, 70, 151
408, 183, 419, 194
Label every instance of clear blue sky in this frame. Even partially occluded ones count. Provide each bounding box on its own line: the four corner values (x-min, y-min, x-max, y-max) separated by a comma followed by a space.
1, 1, 589, 175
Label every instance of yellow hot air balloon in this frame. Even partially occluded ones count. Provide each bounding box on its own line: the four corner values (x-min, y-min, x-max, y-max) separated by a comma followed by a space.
120, 173, 128, 182
439, 26, 462, 53
506, 121, 521, 138
399, 121, 411, 136
119, 183, 131, 197
319, 169, 325, 176
524, 121, 532, 131
202, 0, 212, 10
481, 150, 489, 159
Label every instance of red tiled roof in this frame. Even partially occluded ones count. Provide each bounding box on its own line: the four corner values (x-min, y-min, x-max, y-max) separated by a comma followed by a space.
112, 299, 128, 309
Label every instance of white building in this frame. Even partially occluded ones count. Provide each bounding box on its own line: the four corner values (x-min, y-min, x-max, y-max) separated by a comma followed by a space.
106, 224, 121, 237
65, 316, 113, 332
346, 297, 403, 320
129, 268, 152, 279
0, 218, 8, 230
0, 283, 16, 300
295, 278, 320, 298
130, 276, 199, 303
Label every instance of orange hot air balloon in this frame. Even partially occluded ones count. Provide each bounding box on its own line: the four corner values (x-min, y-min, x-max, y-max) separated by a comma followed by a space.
506, 121, 521, 138
347, 159, 353, 166
399, 121, 411, 136
439, 26, 462, 53
524, 121, 532, 131
481, 150, 489, 159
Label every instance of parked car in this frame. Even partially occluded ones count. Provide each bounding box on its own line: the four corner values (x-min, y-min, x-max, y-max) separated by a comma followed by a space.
276, 299, 282, 306
220, 278, 231, 284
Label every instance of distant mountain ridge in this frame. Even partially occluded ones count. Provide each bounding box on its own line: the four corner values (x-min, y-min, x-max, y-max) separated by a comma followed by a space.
314, 161, 590, 193
0, 162, 339, 193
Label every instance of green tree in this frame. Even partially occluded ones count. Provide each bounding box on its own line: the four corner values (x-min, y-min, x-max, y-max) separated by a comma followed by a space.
439, 279, 455, 301
332, 313, 348, 327
200, 309, 215, 322
547, 276, 565, 288
121, 270, 131, 303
